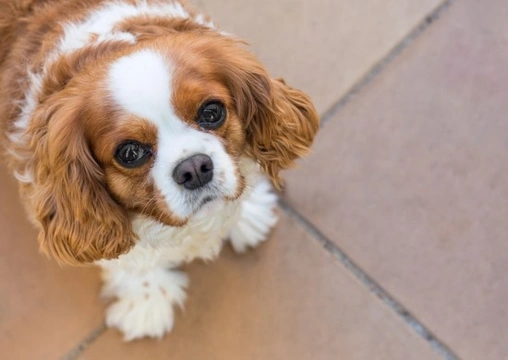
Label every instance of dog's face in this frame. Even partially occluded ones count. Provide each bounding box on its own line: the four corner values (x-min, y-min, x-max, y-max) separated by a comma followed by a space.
30, 32, 319, 264
97, 46, 248, 227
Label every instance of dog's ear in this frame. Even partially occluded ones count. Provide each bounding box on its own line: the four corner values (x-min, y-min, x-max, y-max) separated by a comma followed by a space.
28, 94, 135, 265
216, 43, 320, 188
244, 77, 319, 188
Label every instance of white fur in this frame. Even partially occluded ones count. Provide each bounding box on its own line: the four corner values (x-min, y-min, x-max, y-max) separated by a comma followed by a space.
229, 179, 279, 253
102, 268, 188, 340
99, 172, 278, 340
58, 1, 188, 53
194, 13, 213, 27
108, 49, 174, 124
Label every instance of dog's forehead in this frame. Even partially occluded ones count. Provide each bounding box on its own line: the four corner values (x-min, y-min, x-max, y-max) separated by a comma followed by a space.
108, 49, 181, 129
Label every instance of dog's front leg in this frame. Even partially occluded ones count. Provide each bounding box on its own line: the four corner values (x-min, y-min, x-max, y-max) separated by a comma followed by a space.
229, 177, 279, 253
99, 262, 188, 341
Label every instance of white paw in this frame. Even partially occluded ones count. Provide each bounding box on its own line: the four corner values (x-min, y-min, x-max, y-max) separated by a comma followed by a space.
102, 269, 188, 341
229, 178, 278, 253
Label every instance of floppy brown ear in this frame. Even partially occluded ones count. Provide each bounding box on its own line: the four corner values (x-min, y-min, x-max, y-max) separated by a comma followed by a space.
211, 38, 319, 187
244, 78, 319, 187
28, 95, 136, 265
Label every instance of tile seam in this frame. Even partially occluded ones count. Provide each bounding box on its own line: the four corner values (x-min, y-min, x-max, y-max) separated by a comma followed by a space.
319, 0, 454, 127
279, 200, 460, 360
61, 322, 107, 360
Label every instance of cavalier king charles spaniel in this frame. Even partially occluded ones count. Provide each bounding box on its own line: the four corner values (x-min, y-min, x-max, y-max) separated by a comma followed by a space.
0, 0, 319, 340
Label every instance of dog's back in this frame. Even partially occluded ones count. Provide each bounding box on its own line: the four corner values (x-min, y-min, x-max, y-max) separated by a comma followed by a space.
0, 0, 105, 137
0, 0, 49, 142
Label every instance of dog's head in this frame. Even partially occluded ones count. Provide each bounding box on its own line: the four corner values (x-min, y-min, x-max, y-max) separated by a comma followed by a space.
30, 32, 319, 264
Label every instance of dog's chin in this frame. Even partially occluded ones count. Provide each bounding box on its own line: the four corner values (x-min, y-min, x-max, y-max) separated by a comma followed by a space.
192, 195, 226, 220
188, 178, 244, 220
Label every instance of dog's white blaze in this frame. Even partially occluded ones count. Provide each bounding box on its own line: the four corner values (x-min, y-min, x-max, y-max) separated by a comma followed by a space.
109, 49, 176, 126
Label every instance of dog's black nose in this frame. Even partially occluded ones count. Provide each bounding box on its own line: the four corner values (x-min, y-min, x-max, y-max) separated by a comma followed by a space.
173, 154, 214, 190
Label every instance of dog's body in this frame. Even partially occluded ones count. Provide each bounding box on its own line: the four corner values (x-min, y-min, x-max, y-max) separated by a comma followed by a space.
0, 0, 318, 340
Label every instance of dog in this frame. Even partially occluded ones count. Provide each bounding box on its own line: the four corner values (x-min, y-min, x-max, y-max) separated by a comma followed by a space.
0, 0, 319, 340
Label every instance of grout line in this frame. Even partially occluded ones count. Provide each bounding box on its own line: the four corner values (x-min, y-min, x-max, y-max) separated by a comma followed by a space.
61, 323, 107, 360
279, 201, 460, 360
294, 3, 458, 355
319, 0, 454, 126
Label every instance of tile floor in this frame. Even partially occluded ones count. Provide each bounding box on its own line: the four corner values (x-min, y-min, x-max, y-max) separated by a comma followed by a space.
1, 0, 506, 359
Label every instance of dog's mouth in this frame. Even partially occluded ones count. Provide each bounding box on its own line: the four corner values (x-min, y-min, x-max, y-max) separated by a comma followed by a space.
200, 195, 216, 206
192, 192, 219, 211
191, 194, 225, 219
183, 169, 244, 218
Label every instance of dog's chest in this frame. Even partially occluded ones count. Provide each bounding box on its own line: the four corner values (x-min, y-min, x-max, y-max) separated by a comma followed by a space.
115, 200, 243, 271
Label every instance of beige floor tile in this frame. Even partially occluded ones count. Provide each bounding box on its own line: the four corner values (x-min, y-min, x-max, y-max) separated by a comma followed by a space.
0, 165, 104, 360
284, 1, 508, 359
191, 0, 444, 113
79, 213, 438, 360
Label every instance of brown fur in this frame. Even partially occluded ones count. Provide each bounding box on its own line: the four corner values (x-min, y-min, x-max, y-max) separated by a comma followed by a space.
0, 0, 106, 136
162, 32, 319, 187
28, 90, 137, 265
0, 0, 319, 265
245, 78, 320, 187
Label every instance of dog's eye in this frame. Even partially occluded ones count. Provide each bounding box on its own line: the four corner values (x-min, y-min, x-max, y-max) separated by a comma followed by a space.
115, 141, 152, 168
197, 101, 226, 129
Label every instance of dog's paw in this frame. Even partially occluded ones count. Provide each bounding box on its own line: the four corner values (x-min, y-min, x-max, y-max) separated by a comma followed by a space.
229, 178, 278, 253
103, 269, 188, 341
